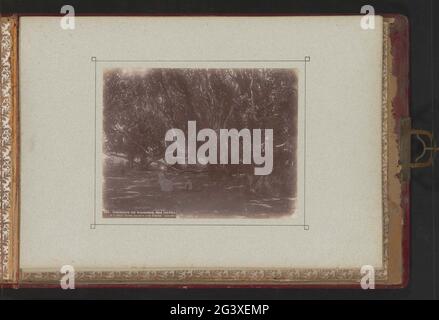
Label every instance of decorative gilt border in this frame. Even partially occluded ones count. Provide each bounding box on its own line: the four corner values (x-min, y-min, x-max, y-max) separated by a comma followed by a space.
20, 267, 373, 284
11, 17, 404, 286
381, 19, 391, 281
0, 16, 18, 283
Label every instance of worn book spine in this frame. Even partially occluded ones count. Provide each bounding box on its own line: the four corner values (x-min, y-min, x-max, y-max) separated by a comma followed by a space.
384, 14, 410, 288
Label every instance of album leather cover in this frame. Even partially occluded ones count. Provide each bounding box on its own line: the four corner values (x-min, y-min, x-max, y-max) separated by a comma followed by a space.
0, 14, 409, 288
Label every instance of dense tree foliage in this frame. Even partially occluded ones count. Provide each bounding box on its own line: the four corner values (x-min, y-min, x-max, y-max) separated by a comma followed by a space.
103, 68, 298, 195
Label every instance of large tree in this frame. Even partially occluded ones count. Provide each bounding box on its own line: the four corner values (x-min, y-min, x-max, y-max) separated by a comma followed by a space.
103, 68, 298, 195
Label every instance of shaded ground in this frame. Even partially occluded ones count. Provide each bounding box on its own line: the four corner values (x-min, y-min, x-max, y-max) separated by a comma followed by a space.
103, 169, 295, 219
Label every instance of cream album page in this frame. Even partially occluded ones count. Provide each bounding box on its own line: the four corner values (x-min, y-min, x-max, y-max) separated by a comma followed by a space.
19, 16, 383, 271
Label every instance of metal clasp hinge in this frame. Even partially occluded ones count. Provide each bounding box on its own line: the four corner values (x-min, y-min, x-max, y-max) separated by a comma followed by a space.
400, 118, 438, 182
410, 129, 439, 168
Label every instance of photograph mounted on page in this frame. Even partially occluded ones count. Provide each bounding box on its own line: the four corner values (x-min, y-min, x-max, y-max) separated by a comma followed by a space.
102, 68, 298, 218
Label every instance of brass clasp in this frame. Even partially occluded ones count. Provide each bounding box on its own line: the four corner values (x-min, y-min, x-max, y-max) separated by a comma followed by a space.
410, 129, 439, 168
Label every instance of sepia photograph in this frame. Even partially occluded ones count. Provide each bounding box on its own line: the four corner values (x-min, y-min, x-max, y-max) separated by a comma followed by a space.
102, 68, 298, 218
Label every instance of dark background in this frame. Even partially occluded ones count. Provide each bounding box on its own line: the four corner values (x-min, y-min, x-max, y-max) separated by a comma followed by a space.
0, 0, 437, 300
